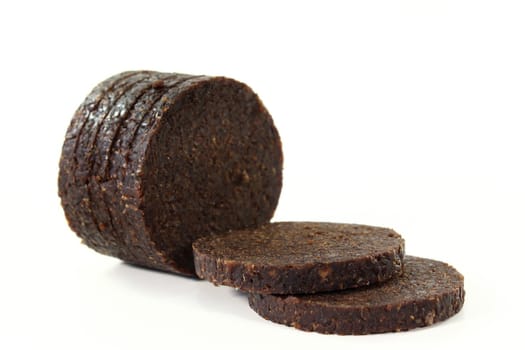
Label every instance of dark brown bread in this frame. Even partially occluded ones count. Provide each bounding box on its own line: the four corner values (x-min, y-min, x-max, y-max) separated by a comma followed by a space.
58, 71, 283, 276
193, 222, 405, 294
59, 71, 143, 248
248, 256, 465, 335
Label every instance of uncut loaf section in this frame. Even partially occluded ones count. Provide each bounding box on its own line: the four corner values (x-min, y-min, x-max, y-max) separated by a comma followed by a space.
58, 71, 283, 276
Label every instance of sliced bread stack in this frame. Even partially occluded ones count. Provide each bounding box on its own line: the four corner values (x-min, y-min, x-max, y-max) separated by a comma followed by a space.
59, 71, 464, 335
193, 222, 464, 335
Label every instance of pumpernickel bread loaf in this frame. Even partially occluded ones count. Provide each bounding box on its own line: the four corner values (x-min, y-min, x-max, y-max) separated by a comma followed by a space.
59, 71, 283, 276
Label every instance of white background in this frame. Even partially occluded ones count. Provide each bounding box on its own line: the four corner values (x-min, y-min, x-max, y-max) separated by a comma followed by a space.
1, 1, 523, 349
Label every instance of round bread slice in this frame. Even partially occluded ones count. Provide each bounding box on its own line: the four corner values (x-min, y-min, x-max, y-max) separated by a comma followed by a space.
192, 222, 405, 294
248, 256, 465, 335
58, 71, 283, 276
